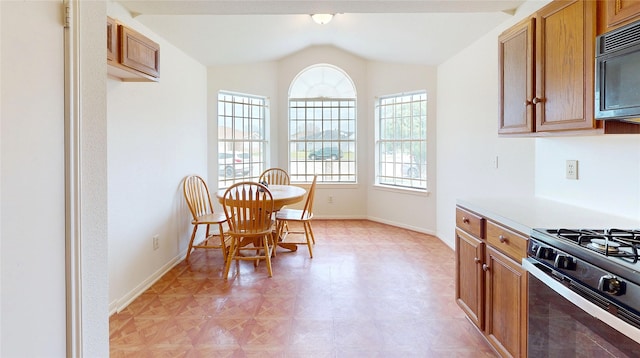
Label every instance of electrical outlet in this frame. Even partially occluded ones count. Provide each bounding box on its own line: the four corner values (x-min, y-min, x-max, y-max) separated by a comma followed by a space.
328, 195, 333, 204
566, 160, 578, 180
153, 235, 159, 250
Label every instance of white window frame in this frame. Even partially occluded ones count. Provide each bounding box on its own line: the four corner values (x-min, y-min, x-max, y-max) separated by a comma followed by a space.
217, 91, 268, 188
288, 98, 357, 183
375, 91, 428, 191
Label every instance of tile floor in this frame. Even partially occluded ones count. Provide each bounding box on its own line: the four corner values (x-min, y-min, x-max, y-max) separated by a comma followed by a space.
109, 220, 497, 357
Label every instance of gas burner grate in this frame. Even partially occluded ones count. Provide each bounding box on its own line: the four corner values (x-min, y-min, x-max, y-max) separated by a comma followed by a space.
554, 229, 640, 263
607, 229, 640, 244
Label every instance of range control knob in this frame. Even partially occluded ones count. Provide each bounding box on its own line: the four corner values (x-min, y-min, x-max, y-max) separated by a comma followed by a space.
536, 246, 556, 260
529, 243, 540, 255
554, 255, 576, 270
598, 275, 626, 296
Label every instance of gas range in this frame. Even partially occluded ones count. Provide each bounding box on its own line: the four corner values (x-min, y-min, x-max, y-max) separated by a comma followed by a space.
529, 228, 640, 331
532, 229, 640, 278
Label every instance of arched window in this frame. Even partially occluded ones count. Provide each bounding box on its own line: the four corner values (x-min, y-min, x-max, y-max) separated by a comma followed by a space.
288, 64, 356, 183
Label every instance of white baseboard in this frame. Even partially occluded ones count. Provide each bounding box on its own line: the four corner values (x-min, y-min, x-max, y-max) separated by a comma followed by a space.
108, 251, 186, 316
366, 215, 437, 236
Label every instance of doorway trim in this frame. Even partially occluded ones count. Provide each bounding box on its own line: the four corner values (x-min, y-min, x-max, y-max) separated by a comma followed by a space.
64, 0, 82, 356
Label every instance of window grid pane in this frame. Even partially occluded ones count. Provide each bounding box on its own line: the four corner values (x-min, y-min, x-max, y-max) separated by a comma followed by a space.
289, 98, 356, 183
376, 92, 427, 190
217, 91, 267, 188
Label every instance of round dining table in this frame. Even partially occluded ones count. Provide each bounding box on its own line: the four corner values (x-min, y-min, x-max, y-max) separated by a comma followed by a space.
215, 184, 306, 211
216, 184, 307, 252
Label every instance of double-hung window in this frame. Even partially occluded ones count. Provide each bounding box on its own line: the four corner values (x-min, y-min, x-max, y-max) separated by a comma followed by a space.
375, 91, 427, 190
217, 91, 267, 188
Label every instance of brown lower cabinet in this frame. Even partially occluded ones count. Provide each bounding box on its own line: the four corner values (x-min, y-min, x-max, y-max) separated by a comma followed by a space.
455, 206, 528, 358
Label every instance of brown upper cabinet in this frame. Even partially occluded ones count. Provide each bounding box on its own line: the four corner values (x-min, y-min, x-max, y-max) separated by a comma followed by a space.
500, 0, 640, 135
499, 0, 598, 135
107, 17, 117, 63
107, 17, 160, 82
498, 18, 534, 134
601, 0, 640, 31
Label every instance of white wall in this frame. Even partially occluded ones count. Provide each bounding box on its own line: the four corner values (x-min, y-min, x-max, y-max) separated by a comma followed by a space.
366, 62, 438, 234
2, 1, 109, 356
208, 46, 372, 218
535, 136, 640, 219
1, 2, 66, 356
208, 46, 437, 229
435, 1, 547, 248
107, 3, 209, 313
79, 1, 110, 355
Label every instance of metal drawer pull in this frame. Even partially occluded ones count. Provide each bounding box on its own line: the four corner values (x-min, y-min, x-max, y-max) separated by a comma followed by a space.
499, 235, 508, 243
462, 217, 470, 224
482, 264, 489, 272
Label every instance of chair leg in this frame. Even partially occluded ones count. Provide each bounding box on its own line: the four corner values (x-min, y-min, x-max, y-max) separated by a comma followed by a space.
308, 222, 316, 245
271, 225, 279, 257
218, 222, 228, 263
273, 220, 284, 258
304, 222, 314, 258
186, 225, 198, 261
223, 238, 236, 280
264, 233, 273, 277
254, 237, 261, 267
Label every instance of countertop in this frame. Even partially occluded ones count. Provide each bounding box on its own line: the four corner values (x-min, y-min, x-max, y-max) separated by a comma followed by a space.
457, 197, 640, 236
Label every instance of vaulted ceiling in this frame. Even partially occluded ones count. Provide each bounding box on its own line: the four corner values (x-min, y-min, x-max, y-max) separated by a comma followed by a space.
117, 0, 525, 66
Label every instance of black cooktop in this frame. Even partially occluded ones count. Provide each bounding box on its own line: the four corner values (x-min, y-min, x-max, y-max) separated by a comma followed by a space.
530, 228, 640, 287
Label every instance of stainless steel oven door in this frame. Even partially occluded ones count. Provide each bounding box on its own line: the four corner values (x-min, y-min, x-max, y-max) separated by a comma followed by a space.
523, 258, 640, 356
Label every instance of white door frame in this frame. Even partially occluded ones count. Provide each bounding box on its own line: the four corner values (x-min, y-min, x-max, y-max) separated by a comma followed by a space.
64, 0, 83, 356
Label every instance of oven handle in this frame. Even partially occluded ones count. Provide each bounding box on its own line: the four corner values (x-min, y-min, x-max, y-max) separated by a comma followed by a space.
522, 257, 640, 344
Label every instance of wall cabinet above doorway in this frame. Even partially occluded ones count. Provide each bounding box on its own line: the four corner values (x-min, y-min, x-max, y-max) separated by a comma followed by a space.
107, 17, 160, 82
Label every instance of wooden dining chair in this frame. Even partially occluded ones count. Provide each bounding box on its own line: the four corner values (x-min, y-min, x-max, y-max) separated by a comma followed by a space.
259, 167, 291, 232
275, 175, 317, 258
221, 181, 276, 278
259, 168, 290, 185
182, 175, 229, 262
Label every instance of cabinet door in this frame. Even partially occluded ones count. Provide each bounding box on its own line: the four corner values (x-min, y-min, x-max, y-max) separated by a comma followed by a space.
455, 229, 485, 330
120, 25, 160, 78
107, 17, 117, 63
536, 0, 597, 132
499, 18, 535, 134
606, 0, 640, 29
485, 246, 527, 358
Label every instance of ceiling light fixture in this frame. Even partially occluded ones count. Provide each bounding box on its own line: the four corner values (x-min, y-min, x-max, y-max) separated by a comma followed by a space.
311, 14, 334, 25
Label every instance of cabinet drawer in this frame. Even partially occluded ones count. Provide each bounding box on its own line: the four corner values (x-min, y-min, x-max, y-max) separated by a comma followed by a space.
486, 221, 528, 260
456, 208, 484, 238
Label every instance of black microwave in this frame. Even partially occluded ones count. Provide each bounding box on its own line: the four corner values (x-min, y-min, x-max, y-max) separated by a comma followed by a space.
595, 20, 640, 124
